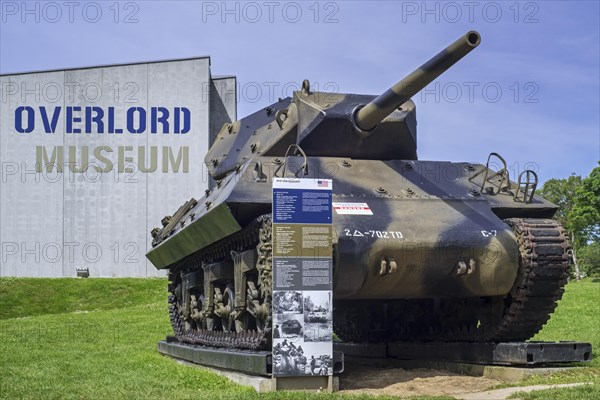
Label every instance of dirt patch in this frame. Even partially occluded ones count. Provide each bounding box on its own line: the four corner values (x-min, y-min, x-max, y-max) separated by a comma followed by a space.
339, 364, 500, 398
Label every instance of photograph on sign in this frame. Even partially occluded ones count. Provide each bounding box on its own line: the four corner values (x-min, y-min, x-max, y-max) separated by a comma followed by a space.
302, 342, 334, 376
273, 314, 304, 339
273, 338, 305, 376
273, 290, 303, 314
303, 291, 333, 343
273, 339, 333, 377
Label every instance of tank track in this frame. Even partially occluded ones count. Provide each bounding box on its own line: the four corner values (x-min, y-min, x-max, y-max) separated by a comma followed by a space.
335, 218, 571, 343
475, 217, 571, 341
168, 216, 569, 348
167, 214, 272, 350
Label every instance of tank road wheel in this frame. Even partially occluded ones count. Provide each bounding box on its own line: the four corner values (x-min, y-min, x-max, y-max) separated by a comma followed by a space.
254, 297, 272, 334
190, 293, 215, 331
472, 218, 570, 341
215, 285, 236, 332
247, 280, 272, 334
201, 295, 219, 331
189, 293, 202, 328
245, 280, 261, 329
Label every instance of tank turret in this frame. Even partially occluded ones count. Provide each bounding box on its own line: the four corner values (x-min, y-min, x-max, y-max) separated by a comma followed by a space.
205, 31, 480, 180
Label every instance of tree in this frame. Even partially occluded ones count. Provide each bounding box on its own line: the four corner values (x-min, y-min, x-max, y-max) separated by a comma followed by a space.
537, 174, 582, 229
570, 164, 600, 247
538, 174, 584, 279
537, 164, 600, 280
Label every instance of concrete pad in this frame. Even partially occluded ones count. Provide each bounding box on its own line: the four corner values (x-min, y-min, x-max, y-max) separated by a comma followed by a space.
174, 359, 273, 392
457, 383, 590, 400
273, 376, 338, 392
481, 365, 577, 382
172, 359, 340, 393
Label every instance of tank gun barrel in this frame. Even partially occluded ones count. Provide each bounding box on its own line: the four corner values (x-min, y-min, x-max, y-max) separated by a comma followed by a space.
355, 31, 481, 132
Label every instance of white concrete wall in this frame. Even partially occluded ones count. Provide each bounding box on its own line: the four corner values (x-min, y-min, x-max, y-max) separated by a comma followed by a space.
210, 76, 237, 145
0, 58, 234, 277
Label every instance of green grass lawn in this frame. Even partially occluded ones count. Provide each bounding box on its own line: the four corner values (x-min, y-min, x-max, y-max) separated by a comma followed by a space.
0, 277, 598, 399
0, 278, 444, 400
503, 278, 600, 399
0, 278, 166, 320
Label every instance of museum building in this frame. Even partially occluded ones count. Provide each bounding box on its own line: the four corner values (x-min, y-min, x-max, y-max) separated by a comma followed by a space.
0, 57, 236, 277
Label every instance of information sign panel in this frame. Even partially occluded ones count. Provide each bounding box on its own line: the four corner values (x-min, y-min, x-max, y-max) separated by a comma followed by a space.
272, 177, 333, 377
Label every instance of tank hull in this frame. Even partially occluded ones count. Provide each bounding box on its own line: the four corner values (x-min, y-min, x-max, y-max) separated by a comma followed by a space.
333, 198, 518, 299
148, 156, 559, 300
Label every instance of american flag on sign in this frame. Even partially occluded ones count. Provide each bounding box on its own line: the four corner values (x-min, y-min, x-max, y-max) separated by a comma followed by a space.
317, 180, 329, 188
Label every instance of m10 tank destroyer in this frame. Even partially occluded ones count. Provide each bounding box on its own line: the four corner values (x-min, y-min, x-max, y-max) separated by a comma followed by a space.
147, 31, 571, 350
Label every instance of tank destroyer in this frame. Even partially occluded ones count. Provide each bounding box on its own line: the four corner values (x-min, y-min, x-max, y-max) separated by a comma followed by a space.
147, 31, 570, 350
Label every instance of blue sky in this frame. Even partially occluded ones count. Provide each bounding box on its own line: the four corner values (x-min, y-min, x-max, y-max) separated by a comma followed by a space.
1, 0, 598, 182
